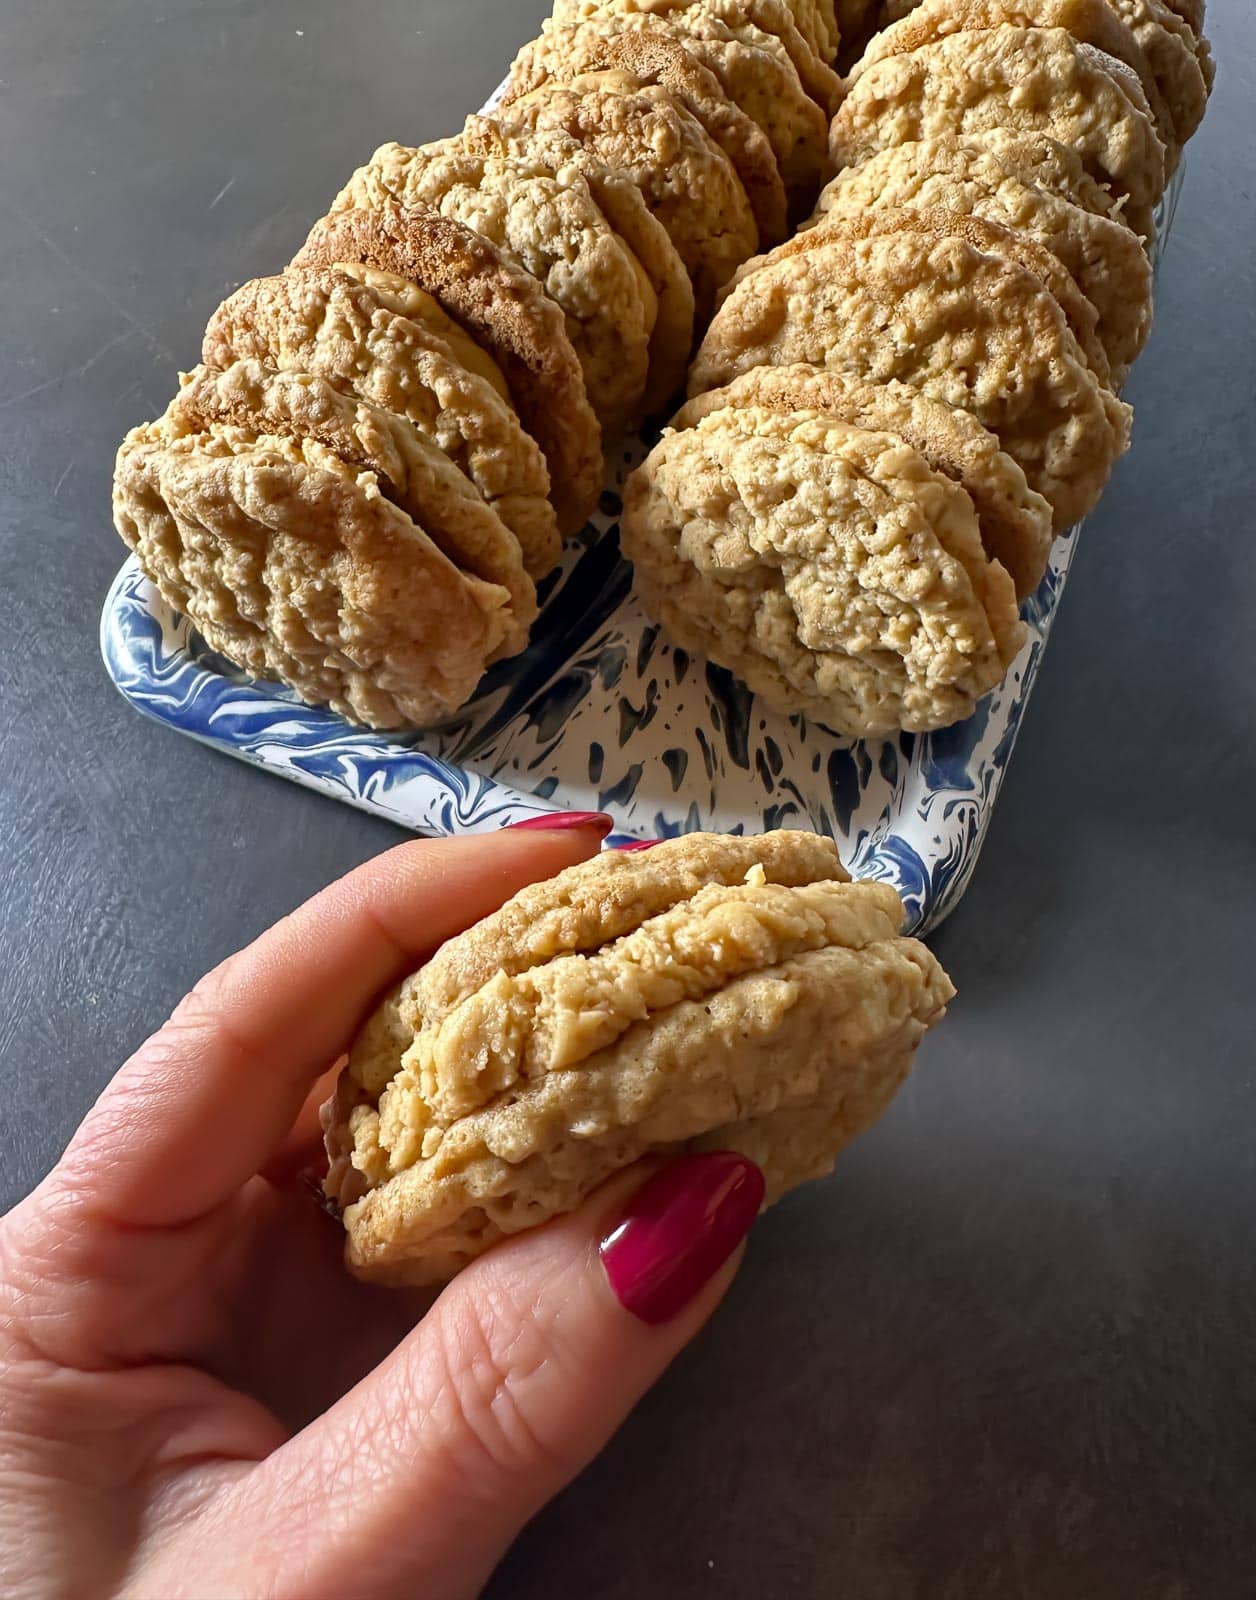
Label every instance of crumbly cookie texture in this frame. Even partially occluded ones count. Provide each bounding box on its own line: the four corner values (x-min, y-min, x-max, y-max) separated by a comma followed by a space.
813, 137, 1154, 382
1106, 0, 1211, 149
506, 19, 787, 244
852, 0, 1177, 163
204, 266, 561, 578
622, 405, 1024, 734
323, 832, 954, 1285
673, 364, 1053, 599
549, 0, 843, 113
495, 72, 759, 321
875, 0, 1211, 150
172, 361, 536, 648
292, 199, 603, 537
689, 222, 1132, 531
459, 115, 695, 416
726, 204, 1114, 390
554, 4, 832, 207
829, 27, 1167, 214
334, 137, 656, 433
113, 415, 513, 729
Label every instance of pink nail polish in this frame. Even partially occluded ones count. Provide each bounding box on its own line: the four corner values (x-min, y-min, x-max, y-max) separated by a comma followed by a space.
615, 838, 663, 852
506, 811, 613, 836
600, 1153, 764, 1325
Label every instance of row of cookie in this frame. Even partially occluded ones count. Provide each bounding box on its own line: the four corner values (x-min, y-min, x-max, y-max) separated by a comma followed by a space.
111, 0, 848, 729
622, 0, 1213, 738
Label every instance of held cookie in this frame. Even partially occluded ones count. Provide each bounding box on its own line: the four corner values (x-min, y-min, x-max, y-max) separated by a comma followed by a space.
506, 19, 788, 244
292, 200, 603, 537
813, 148, 1155, 381
674, 365, 1053, 598
323, 831, 955, 1285
495, 73, 759, 321
622, 405, 1024, 734
829, 27, 1167, 215
689, 222, 1132, 530
204, 266, 561, 576
113, 415, 513, 730
334, 137, 657, 432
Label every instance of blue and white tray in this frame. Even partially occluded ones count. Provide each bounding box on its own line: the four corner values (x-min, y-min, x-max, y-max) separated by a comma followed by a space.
101, 173, 1181, 935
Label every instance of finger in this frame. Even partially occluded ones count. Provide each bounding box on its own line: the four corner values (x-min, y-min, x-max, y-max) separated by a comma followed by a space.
52, 820, 611, 1229
222, 1154, 763, 1600
258, 1060, 343, 1187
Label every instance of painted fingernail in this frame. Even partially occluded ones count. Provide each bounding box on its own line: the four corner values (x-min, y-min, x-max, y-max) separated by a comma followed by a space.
615, 838, 663, 851
506, 811, 613, 836
599, 1153, 765, 1325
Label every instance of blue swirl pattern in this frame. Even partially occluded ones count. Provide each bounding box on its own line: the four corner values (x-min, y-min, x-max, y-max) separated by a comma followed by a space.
100, 174, 1182, 934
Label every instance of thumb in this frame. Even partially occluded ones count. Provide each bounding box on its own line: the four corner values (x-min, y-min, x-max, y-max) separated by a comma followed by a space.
235, 1154, 762, 1600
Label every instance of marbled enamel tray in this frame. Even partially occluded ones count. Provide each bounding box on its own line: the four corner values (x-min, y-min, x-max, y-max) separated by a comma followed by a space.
101, 172, 1181, 934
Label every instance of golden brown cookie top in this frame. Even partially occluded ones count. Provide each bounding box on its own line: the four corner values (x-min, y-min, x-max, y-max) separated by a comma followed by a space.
114, 416, 513, 730
689, 222, 1132, 530
830, 26, 1167, 213
1106, 0, 1211, 151
674, 364, 1053, 598
506, 18, 788, 244
814, 136, 1155, 380
204, 266, 561, 577
550, 0, 842, 112
411, 828, 849, 1040
172, 360, 537, 647
457, 114, 695, 414
728, 203, 1113, 388
292, 199, 603, 537
853, 0, 1176, 159
496, 74, 759, 319
624, 404, 1024, 733
334, 137, 658, 432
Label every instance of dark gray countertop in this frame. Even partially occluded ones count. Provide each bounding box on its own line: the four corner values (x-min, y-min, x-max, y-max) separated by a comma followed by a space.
2, 2, 1254, 1593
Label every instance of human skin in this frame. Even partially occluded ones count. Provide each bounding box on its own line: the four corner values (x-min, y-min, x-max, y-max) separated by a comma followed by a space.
0, 820, 757, 1600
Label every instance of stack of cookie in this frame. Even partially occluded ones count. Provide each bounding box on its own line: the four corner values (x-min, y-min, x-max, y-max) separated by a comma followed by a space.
322, 831, 955, 1285
624, 0, 1213, 739
112, 0, 845, 730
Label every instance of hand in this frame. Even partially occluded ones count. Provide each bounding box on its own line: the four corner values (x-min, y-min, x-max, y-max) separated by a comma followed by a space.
0, 823, 762, 1600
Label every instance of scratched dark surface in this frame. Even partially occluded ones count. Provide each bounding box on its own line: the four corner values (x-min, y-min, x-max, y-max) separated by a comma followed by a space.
1, 2, 1254, 1595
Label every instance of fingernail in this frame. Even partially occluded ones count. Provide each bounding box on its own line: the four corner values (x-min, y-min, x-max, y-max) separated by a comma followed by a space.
615, 838, 664, 851
506, 811, 613, 836
600, 1153, 765, 1324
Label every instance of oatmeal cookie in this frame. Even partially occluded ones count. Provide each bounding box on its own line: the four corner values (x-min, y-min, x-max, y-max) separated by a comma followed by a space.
674, 364, 1053, 598
623, 405, 1024, 733
172, 360, 536, 644
550, 0, 843, 113
728, 205, 1114, 388
460, 115, 695, 415
852, 0, 1177, 161
505, 18, 788, 243
113, 414, 513, 729
292, 200, 602, 535
813, 137, 1154, 378
333, 137, 655, 431
323, 831, 954, 1284
829, 27, 1167, 214
495, 73, 759, 320
204, 266, 561, 576
689, 223, 1132, 529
